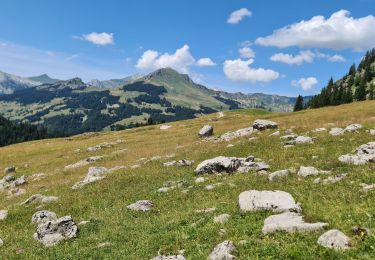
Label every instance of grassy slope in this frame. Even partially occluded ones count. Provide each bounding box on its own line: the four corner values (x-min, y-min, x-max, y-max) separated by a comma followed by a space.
1, 101, 375, 259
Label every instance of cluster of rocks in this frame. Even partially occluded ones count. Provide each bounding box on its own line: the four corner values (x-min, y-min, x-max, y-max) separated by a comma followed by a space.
163, 160, 193, 167
218, 127, 255, 142
329, 124, 363, 136
281, 134, 314, 146
64, 156, 104, 171
0, 173, 28, 198
86, 139, 124, 152
194, 155, 269, 175
32, 211, 78, 247
339, 142, 375, 165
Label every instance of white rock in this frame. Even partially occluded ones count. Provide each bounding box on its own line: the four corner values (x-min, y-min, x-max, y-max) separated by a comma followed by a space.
195, 208, 216, 213
22, 194, 58, 205
322, 174, 347, 184
330, 128, 344, 136
199, 125, 213, 137
0, 210, 8, 220
344, 124, 362, 132
127, 200, 154, 212
338, 142, 375, 165
214, 214, 231, 224
297, 166, 320, 177
72, 167, 108, 189
317, 229, 351, 250
262, 212, 328, 234
195, 177, 205, 183
160, 125, 171, 130
209, 240, 236, 260
313, 128, 327, 132
253, 119, 278, 131
295, 136, 314, 144
0, 238, 3, 246
195, 156, 241, 175
239, 190, 301, 213
360, 183, 375, 192
268, 169, 290, 181
370, 129, 375, 135
270, 131, 280, 136
152, 255, 185, 260
219, 127, 254, 141
31, 210, 57, 225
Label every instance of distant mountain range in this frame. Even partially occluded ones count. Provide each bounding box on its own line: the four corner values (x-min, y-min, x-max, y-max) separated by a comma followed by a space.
0, 68, 301, 135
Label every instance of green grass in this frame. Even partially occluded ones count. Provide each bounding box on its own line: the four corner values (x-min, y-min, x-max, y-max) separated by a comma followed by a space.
1, 101, 375, 259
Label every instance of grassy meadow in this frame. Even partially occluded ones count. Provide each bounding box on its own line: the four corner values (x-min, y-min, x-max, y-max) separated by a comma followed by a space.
1, 101, 375, 259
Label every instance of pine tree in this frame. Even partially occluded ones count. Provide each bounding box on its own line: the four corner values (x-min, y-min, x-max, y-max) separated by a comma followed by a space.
369, 84, 374, 100
293, 95, 304, 112
355, 79, 367, 101
348, 63, 356, 76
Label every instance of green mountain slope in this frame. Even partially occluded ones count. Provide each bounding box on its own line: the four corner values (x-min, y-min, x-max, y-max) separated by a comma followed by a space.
27, 74, 60, 84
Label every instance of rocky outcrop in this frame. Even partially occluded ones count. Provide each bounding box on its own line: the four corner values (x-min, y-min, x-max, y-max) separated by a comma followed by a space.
253, 119, 278, 130
239, 190, 301, 213
338, 142, 375, 165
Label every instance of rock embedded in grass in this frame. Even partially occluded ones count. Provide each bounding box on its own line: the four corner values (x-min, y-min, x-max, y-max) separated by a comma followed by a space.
0, 210, 8, 220
152, 254, 185, 260
195, 177, 205, 183
22, 194, 58, 205
209, 240, 236, 260
284, 136, 314, 145
321, 174, 347, 184
262, 212, 328, 234
344, 124, 362, 132
160, 125, 171, 130
317, 229, 351, 250
64, 156, 104, 171
34, 216, 78, 247
218, 127, 255, 141
329, 128, 344, 136
313, 128, 327, 132
72, 167, 108, 189
239, 190, 301, 213
198, 125, 213, 137
268, 169, 290, 181
213, 214, 230, 224
297, 166, 320, 177
253, 119, 278, 131
4, 166, 16, 174
31, 210, 58, 225
338, 142, 375, 165
360, 183, 375, 192
163, 160, 193, 167
127, 200, 154, 212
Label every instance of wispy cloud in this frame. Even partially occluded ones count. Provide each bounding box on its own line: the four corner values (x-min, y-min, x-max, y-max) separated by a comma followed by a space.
74, 32, 114, 46
227, 8, 252, 24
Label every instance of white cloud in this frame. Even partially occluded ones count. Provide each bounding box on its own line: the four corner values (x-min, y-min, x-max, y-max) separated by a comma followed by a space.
292, 77, 318, 90
255, 10, 375, 50
223, 58, 279, 83
270, 50, 314, 65
81, 32, 114, 46
227, 8, 252, 24
271, 50, 346, 65
197, 58, 216, 66
239, 47, 255, 58
136, 45, 215, 72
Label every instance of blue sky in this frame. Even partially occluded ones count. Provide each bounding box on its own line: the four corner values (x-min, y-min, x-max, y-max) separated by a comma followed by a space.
1, 0, 375, 96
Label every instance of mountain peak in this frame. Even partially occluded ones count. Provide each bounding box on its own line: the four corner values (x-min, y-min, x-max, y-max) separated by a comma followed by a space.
145, 67, 193, 84
28, 74, 60, 84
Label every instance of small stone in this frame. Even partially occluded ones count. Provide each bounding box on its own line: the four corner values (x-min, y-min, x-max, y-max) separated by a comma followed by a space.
31, 210, 57, 225
152, 255, 185, 260
322, 174, 347, 184
313, 128, 327, 132
160, 125, 171, 130
352, 226, 371, 237
195, 208, 216, 214
78, 220, 90, 226
209, 240, 236, 260
226, 144, 234, 148
330, 128, 344, 136
270, 131, 280, 136
214, 214, 230, 224
22, 194, 58, 205
4, 166, 16, 174
199, 125, 214, 137
344, 124, 362, 132
195, 177, 205, 183
268, 169, 289, 181
360, 183, 375, 193
127, 200, 154, 212
97, 242, 112, 248
0, 210, 8, 220
370, 129, 375, 135
0, 238, 3, 246
297, 166, 320, 177
317, 229, 351, 250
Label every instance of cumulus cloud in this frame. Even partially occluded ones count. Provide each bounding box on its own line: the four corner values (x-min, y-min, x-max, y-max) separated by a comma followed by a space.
255, 10, 375, 50
197, 58, 216, 66
292, 77, 318, 90
227, 8, 252, 24
270, 50, 315, 65
271, 50, 346, 65
80, 32, 114, 46
136, 45, 215, 72
223, 58, 279, 83
239, 47, 255, 59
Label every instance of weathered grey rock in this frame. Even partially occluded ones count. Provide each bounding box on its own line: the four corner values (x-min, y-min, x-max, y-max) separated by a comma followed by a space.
254, 162, 270, 172
209, 240, 236, 260
195, 207, 216, 214
64, 156, 103, 171
205, 183, 222, 190
214, 214, 230, 224
72, 167, 108, 189
87, 142, 113, 152
322, 174, 347, 184
199, 125, 213, 137
360, 183, 375, 192
195, 156, 242, 175
297, 166, 320, 177
160, 125, 171, 130
270, 131, 280, 136
284, 136, 314, 145
152, 255, 185, 260
34, 216, 78, 247
30, 173, 47, 181
0, 210, 8, 220
262, 212, 328, 234
7, 187, 26, 198
317, 229, 351, 250
313, 128, 327, 132
127, 200, 154, 212
339, 142, 375, 165
32, 210, 58, 225
370, 129, 375, 135
268, 169, 290, 181
4, 166, 15, 174
239, 190, 301, 213
22, 194, 58, 205
280, 134, 298, 140
219, 127, 254, 141
163, 160, 193, 167
344, 124, 362, 132
13, 175, 27, 187
253, 119, 278, 131
330, 128, 344, 136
